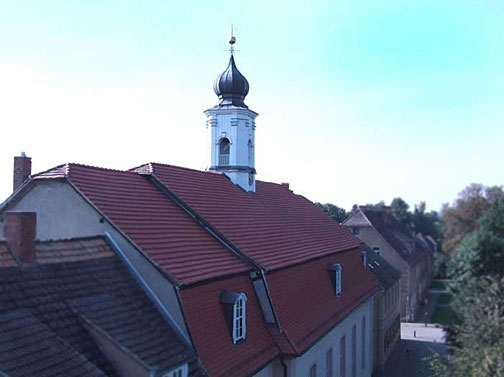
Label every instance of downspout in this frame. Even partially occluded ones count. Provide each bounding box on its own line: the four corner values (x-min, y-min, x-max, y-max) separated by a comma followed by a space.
280, 356, 288, 377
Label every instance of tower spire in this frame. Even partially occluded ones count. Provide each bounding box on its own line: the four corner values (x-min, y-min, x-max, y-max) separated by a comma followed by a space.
205, 30, 258, 192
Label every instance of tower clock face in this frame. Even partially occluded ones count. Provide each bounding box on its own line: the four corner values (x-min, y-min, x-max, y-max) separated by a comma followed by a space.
248, 172, 253, 186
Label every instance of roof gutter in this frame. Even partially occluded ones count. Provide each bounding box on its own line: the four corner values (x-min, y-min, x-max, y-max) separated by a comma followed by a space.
146, 173, 266, 272
260, 270, 282, 332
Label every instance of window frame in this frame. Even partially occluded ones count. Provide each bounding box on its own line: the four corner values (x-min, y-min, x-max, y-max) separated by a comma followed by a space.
361, 317, 366, 370
232, 295, 247, 344
163, 364, 188, 377
326, 347, 333, 377
340, 335, 346, 377
336, 265, 342, 297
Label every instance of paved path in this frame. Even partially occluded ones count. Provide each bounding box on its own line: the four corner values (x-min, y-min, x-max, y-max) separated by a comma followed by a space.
375, 285, 451, 377
374, 323, 447, 377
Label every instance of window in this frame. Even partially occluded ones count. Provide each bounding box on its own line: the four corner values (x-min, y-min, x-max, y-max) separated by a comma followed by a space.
327, 263, 342, 296
372, 247, 380, 256
360, 251, 367, 268
352, 325, 357, 377
219, 138, 230, 165
220, 291, 247, 344
310, 363, 317, 377
336, 265, 342, 296
351, 227, 360, 235
340, 336, 346, 377
164, 364, 188, 377
361, 317, 366, 370
326, 348, 333, 377
248, 139, 253, 166
233, 296, 246, 343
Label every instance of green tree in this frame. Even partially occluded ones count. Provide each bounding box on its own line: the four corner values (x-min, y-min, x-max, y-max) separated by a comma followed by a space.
432, 198, 504, 376
315, 203, 347, 223
412, 201, 441, 243
442, 184, 503, 256
391, 197, 412, 229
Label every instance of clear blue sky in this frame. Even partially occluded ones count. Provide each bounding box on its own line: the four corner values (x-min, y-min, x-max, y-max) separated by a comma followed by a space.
1, 0, 503, 211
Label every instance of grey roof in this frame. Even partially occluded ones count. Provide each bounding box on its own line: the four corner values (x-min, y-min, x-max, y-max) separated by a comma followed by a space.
0, 236, 205, 377
363, 244, 400, 290
354, 208, 422, 266
342, 210, 371, 227
71, 294, 192, 374
0, 309, 105, 377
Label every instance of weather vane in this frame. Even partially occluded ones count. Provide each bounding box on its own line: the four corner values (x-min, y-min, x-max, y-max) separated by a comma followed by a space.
228, 24, 236, 55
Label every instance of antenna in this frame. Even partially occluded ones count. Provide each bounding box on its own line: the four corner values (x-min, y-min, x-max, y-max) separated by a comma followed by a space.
228, 23, 236, 55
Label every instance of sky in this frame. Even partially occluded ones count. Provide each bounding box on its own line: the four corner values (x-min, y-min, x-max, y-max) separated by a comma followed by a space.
1, 0, 503, 211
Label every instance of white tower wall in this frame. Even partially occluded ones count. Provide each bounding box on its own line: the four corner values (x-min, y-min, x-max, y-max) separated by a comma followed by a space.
205, 107, 258, 192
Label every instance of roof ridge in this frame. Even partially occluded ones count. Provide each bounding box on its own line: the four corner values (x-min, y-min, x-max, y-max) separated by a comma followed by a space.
149, 162, 219, 175
35, 235, 106, 244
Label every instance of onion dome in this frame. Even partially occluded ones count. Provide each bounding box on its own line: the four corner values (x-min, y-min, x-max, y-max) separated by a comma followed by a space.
213, 55, 250, 108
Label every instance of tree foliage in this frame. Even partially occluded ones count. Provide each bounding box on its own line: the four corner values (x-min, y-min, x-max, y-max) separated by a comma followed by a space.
432, 197, 504, 376
315, 202, 348, 223
441, 184, 503, 256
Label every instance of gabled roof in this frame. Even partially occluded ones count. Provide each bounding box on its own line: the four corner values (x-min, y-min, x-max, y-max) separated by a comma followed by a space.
34, 163, 251, 286
341, 209, 371, 227
362, 244, 400, 290
0, 236, 205, 377
346, 208, 422, 266
140, 162, 361, 270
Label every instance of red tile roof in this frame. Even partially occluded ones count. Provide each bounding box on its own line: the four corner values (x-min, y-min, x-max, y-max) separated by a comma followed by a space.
28, 162, 380, 375
38, 163, 251, 285
267, 247, 379, 354
144, 163, 361, 270
180, 275, 279, 377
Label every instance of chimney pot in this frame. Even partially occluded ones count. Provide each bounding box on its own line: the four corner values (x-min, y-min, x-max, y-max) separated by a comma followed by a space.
13, 153, 32, 192
3, 212, 37, 265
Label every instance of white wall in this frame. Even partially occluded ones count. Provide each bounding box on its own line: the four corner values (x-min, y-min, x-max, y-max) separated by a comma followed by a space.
286, 297, 374, 377
205, 107, 257, 191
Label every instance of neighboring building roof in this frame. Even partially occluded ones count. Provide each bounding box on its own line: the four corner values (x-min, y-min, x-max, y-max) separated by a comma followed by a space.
341, 209, 371, 227
33, 163, 251, 286
345, 207, 422, 266
141, 162, 361, 270
362, 244, 400, 290
0, 309, 105, 377
0, 236, 205, 377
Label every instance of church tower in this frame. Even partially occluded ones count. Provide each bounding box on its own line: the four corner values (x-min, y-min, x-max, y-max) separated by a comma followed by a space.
205, 33, 258, 192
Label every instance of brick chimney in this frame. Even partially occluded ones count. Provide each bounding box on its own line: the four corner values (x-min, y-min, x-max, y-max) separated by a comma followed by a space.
13, 152, 32, 192
3, 212, 37, 265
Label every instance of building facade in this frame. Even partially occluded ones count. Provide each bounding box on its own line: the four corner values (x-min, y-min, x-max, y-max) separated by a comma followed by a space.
343, 207, 433, 321
363, 245, 401, 371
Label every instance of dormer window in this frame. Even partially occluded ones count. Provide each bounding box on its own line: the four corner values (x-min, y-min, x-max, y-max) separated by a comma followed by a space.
220, 291, 247, 344
219, 138, 230, 165
361, 251, 367, 268
351, 228, 360, 235
163, 364, 188, 377
327, 263, 342, 296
